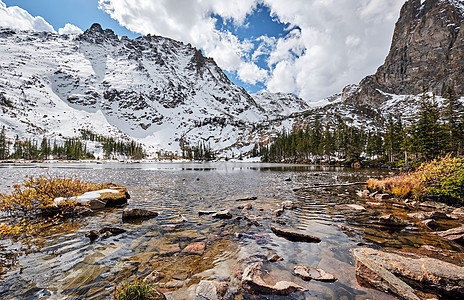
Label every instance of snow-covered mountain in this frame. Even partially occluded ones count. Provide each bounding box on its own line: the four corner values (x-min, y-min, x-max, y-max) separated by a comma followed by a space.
251, 92, 310, 117
0, 23, 304, 157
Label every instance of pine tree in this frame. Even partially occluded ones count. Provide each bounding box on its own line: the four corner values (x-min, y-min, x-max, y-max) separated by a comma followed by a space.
442, 87, 464, 155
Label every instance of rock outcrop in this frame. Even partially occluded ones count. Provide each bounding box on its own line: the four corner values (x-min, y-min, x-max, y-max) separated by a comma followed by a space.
347, 0, 464, 107
353, 247, 464, 299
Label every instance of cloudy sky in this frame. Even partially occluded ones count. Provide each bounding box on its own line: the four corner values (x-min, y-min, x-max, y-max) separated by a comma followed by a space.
1, 0, 406, 101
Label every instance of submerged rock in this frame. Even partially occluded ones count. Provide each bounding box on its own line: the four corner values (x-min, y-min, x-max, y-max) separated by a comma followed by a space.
353, 247, 464, 299
334, 204, 365, 211
242, 262, 306, 296
274, 208, 284, 217
433, 225, 464, 245
122, 208, 158, 220
268, 254, 283, 262
421, 219, 439, 230
181, 242, 206, 255
195, 280, 229, 300
293, 265, 337, 282
408, 211, 452, 221
373, 214, 409, 227
270, 226, 321, 243
84, 230, 100, 242
99, 226, 126, 236
226, 195, 257, 201
144, 270, 165, 283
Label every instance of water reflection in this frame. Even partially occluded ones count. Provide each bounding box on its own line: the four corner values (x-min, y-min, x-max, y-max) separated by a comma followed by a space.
0, 162, 459, 299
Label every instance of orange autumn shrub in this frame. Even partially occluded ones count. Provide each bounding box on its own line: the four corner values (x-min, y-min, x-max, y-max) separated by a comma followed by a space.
367, 155, 464, 203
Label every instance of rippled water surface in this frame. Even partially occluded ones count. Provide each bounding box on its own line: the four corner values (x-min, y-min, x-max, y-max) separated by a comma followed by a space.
0, 161, 461, 299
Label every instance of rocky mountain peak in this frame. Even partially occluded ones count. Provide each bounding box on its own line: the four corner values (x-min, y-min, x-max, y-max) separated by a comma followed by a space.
346, 0, 464, 106
78, 23, 118, 44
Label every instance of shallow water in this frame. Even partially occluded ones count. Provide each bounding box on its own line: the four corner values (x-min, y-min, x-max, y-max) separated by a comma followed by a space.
0, 161, 462, 299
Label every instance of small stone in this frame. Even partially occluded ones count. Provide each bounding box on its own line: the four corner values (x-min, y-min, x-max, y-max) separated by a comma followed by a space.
244, 203, 252, 210
284, 178, 292, 182
101, 231, 113, 238
281, 201, 296, 210
268, 254, 283, 262
99, 226, 126, 235
144, 270, 165, 283
212, 210, 232, 219
84, 230, 100, 242
181, 242, 206, 255
198, 211, 216, 216
195, 280, 218, 300
293, 265, 337, 282
226, 195, 257, 201
274, 208, 284, 217
74, 206, 93, 216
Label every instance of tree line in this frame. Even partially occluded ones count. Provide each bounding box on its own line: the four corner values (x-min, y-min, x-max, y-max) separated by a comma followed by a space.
0, 128, 145, 160
257, 88, 464, 166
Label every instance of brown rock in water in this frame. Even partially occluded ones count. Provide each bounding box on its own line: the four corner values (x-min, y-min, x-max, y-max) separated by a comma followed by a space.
181, 241, 206, 255
270, 226, 321, 243
373, 214, 409, 227
122, 207, 158, 220
242, 262, 306, 296
226, 195, 257, 201
268, 254, 283, 262
293, 265, 337, 282
334, 204, 365, 211
212, 210, 232, 219
433, 225, 464, 245
353, 247, 464, 298
84, 230, 100, 242
99, 226, 126, 236
74, 206, 93, 216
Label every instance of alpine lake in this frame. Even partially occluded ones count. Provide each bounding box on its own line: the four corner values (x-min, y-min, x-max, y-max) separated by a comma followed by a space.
0, 161, 462, 299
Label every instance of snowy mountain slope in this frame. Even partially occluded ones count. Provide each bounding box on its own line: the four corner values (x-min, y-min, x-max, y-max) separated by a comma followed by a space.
0, 24, 306, 156
251, 92, 311, 117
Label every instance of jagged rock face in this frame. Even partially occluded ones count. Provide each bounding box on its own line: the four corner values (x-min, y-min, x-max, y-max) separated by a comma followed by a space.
348, 0, 464, 106
251, 92, 311, 117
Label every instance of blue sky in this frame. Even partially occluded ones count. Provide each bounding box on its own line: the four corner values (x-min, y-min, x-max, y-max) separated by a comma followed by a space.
0, 0, 406, 101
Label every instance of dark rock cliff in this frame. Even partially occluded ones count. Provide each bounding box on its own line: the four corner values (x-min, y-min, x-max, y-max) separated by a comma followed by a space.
347, 0, 464, 106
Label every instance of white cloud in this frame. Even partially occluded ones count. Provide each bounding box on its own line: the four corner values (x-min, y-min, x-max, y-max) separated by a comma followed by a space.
0, 0, 55, 32
58, 23, 83, 35
99, 0, 406, 101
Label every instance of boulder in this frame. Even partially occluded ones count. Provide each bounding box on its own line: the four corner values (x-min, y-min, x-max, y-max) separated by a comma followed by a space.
270, 226, 321, 243
242, 262, 306, 296
293, 265, 336, 282
181, 242, 206, 255
195, 280, 218, 300
433, 225, 464, 245
212, 210, 232, 219
122, 208, 158, 220
353, 247, 464, 298
54, 185, 129, 211
281, 201, 296, 210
